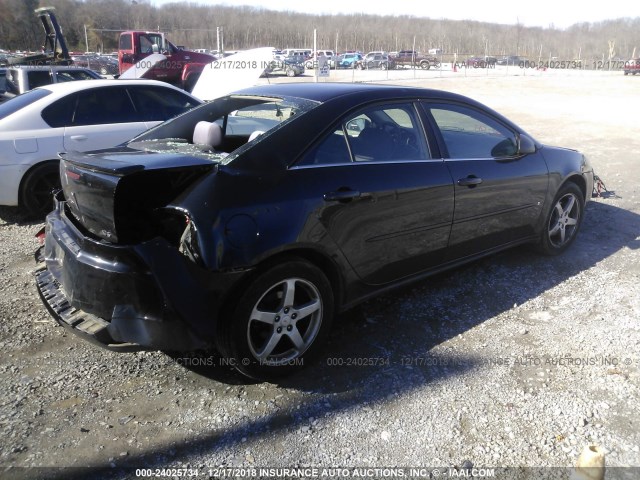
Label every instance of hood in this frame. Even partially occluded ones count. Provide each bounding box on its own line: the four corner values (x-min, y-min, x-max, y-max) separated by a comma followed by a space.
191, 47, 275, 101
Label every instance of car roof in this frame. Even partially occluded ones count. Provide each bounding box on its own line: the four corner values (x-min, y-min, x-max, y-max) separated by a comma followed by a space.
35, 78, 196, 97
234, 82, 472, 105
9, 65, 96, 71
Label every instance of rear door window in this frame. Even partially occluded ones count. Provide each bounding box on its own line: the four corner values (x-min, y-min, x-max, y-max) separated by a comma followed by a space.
41, 93, 77, 127
127, 85, 200, 121
71, 86, 137, 125
299, 102, 430, 166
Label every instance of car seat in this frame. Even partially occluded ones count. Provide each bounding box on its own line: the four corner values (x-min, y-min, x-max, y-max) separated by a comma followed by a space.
193, 121, 223, 152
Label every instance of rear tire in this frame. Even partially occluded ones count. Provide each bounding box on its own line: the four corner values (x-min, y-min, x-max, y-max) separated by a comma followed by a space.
217, 260, 334, 380
20, 162, 60, 218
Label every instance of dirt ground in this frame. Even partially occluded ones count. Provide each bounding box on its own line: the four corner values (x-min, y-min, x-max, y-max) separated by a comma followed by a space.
0, 68, 639, 479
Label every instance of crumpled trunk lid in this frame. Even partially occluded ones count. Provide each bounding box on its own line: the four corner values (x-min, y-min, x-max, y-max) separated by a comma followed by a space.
59, 150, 216, 243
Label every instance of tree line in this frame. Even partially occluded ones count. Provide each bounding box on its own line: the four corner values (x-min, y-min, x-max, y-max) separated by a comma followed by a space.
1, 0, 638, 61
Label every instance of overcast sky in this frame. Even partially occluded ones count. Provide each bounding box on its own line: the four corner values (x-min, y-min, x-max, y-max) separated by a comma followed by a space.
150, 0, 633, 29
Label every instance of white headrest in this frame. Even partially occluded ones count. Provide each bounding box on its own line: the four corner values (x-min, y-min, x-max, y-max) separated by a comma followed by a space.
193, 121, 222, 148
248, 130, 265, 142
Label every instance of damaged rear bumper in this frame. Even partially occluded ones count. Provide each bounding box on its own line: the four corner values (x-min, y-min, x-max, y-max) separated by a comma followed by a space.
35, 198, 249, 352
35, 265, 159, 351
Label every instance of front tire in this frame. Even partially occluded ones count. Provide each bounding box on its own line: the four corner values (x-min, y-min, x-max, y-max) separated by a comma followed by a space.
217, 260, 334, 380
537, 182, 584, 255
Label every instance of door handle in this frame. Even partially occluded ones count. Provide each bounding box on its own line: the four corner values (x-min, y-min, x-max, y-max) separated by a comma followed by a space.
457, 176, 483, 187
69, 135, 88, 141
323, 190, 361, 202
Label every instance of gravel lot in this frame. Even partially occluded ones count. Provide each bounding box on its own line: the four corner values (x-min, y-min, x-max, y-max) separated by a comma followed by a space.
1, 68, 639, 479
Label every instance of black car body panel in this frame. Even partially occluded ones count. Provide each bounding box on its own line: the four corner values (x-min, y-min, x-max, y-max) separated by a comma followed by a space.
37, 191, 247, 350
36, 83, 594, 361
59, 150, 216, 243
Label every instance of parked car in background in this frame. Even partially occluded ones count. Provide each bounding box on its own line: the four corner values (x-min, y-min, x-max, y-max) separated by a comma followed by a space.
72, 54, 119, 75
497, 55, 524, 66
304, 50, 335, 69
390, 50, 440, 69
1, 65, 101, 100
337, 53, 363, 68
328, 54, 343, 69
623, 58, 640, 75
355, 53, 395, 70
0, 79, 201, 216
35, 83, 593, 380
280, 48, 311, 62
264, 56, 305, 77
0, 67, 6, 95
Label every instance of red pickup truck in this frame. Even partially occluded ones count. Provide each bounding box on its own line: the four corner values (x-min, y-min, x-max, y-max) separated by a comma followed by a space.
118, 31, 215, 90
624, 58, 640, 75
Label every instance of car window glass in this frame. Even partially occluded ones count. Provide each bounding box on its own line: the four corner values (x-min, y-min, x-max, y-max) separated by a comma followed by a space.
55, 70, 97, 82
429, 105, 518, 158
119, 34, 132, 50
345, 103, 430, 162
72, 86, 136, 125
26, 70, 52, 89
127, 86, 200, 122
0, 89, 51, 121
234, 102, 290, 121
41, 93, 77, 127
299, 102, 430, 166
299, 126, 352, 166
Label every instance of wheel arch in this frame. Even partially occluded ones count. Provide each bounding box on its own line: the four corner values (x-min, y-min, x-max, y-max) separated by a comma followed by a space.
219, 247, 345, 324
561, 173, 587, 202
534, 172, 588, 241
18, 159, 60, 207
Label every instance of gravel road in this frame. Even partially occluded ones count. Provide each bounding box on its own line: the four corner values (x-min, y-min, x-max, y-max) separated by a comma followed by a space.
1, 70, 639, 480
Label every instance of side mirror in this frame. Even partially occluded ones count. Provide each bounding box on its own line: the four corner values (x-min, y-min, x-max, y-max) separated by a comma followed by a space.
518, 133, 536, 155
151, 44, 159, 54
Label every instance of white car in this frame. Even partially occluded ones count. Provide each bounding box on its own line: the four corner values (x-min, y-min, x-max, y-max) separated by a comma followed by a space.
0, 79, 201, 216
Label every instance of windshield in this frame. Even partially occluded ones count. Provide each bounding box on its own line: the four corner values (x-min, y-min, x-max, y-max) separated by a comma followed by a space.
0, 89, 51, 121
128, 94, 319, 164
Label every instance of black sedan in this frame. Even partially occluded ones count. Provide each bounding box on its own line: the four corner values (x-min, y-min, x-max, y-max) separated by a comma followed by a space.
71, 54, 119, 75
497, 55, 524, 66
36, 83, 594, 379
